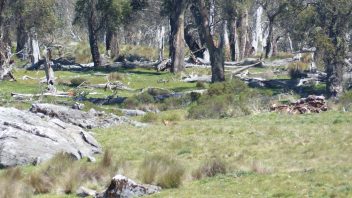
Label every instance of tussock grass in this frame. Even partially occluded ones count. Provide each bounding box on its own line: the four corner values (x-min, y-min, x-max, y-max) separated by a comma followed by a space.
192, 158, 227, 179
138, 155, 185, 188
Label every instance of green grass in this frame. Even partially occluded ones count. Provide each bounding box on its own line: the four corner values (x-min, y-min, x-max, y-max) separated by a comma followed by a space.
1, 65, 352, 197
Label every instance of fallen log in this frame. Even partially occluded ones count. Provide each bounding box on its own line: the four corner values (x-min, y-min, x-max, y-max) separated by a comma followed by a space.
271, 95, 328, 114
82, 81, 134, 91
231, 62, 262, 75
11, 92, 72, 99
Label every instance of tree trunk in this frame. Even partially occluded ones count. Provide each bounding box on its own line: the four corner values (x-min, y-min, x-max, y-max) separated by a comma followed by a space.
184, 24, 204, 59
29, 29, 41, 66
158, 26, 165, 61
265, 19, 274, 58
87, 1, 101, 67
195, 0, 225, 82
16, 18, 27, 59
169, 0, 187, 73
228, 19, 238, 61
106, 30, 119, 60
238, 9, 249, 60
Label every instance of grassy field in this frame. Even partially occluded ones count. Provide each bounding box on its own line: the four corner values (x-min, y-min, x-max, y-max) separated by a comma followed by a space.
1, 65, 352, 197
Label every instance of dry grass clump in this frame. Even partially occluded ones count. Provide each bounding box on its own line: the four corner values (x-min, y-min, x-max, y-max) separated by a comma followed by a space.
70, 77, 89, 87
0, 168, 32, 198
139, 155, 185, 188
192, 159, 227, 180
108, 72, 124, 81
141, 112, 159, 123
288, 62, 309, 79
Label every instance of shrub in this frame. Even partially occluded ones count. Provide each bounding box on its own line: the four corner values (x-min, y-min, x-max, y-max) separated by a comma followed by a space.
288, 62, 309, 79
139, 155, 185, 188
70, 77, 89, 87
196, 81, 207, 89
158, 95, 192, 111
188, 80, 271, 119
108, 72, 124, 81
122, 92, 155, 109
207, 79, 248, 96
141, 112, 159, 123
192, 159, 227, 179
161, 112, 183, 122
339, 91, 352, 111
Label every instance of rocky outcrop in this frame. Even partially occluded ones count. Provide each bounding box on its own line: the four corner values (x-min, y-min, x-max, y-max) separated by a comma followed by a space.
0, 107, 101, 168
96, 175, 161, 198
271, 95, 328, 114
30, 103, 126, 129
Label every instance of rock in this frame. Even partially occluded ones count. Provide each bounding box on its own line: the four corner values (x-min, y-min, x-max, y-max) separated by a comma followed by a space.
271, 95, 328, 114
30, 103, 125, 129
0, 107, 101, 167
76, 186, 97, 197
120, 109, 146, 117
96, 175, 161, 198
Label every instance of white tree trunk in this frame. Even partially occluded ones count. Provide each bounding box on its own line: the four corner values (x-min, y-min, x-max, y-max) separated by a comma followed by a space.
158, 26, 165, 61
30, 29, 41, 65
252, 6, 264, 53
209, 0, 215, 36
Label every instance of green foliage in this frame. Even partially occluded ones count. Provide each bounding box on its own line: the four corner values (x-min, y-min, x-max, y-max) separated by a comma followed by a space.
188, 80, 270, 119
70, 77, 89, 87
141, 112, 159, 123
10, 0, 59, 36
339, 91, 352, 111
288, 62, 309, 79
139, 155, 185, 188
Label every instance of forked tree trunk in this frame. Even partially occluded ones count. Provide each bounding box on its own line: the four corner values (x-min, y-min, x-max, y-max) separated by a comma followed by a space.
169, 0, 187, 73
195, 0, 225, 82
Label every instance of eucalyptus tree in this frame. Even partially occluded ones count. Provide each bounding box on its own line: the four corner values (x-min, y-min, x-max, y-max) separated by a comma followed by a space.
193, 0, 226, 82
257, 0, 290, 58
162, 0, 190, 73
74, 0, 131, 67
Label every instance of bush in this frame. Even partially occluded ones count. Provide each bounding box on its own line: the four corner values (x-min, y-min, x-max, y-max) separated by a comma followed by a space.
141, 112, 159, 123
139, 155, 185, 188
340, 91, 352, 111
188, 80, 271, 119
158, 95, 192, 111
108, 72, 124, 81
207, 79, 248, 96
70, 77, 89, 87
288, 62, 309, 79
122, 92, 155, 109
192, 159, 227, 179
196, 81, 207, 89
161, 112, 183, 122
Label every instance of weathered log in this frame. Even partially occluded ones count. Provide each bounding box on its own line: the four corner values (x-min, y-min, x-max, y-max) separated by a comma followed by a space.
11, 92, 72, 99
231, 62, 262, 75
82, 81, 134, 91
182, 75, 211, 83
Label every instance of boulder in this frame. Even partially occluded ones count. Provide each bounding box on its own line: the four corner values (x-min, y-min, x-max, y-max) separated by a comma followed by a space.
30, 103, 125, 129
0, 107, 101, 168
96, 175, 161, 198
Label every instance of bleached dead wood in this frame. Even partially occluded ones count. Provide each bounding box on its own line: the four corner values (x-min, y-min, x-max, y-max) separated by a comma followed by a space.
231, 62, 262, 75
11, 92, 72, 99
82, 81, 134, 91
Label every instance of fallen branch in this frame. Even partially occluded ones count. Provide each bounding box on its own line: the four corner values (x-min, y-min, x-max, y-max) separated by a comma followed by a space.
231, 62, 262, 75
11, 92, 72, 98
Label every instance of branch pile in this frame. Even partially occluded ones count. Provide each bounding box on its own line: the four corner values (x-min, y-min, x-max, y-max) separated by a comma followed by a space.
271, 95, 328, 114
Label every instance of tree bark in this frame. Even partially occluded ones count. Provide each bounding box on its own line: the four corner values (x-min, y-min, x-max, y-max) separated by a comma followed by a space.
158, 26, 165, 61
87, 0, 101, 67
265, 19, 274, 58
184, 24, 204, 59
228, 19, 238, 61
169, 0, 187, 73
16, 18, 27, 59
195, 0, 225, 82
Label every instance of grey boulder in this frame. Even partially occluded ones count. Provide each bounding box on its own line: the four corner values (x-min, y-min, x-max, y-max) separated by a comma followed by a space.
0, 107, 101, 168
